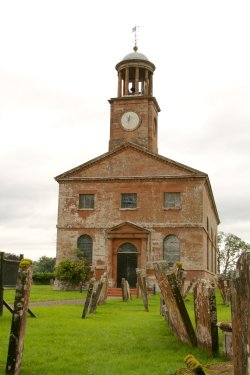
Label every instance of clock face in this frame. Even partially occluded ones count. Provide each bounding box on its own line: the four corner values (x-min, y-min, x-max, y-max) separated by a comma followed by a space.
121, 111, 140, 131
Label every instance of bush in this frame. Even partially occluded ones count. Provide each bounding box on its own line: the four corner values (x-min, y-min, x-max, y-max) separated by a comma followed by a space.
32, 272, 55, 285
55, 260, 88, 284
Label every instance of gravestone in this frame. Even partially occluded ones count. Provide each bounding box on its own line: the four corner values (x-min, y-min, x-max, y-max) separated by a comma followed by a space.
6, 259, 32, 375
217, 322, 233, 359
153, 261, 197, 346
98, 273, 108, 305
82, 278, 95, 318
194, 279, 218, 355
217, 275, 231, 306
136, 269, 149, 312
231, 251, 250, 375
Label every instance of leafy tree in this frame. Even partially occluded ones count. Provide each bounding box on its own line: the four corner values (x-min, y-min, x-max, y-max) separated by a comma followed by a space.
55, 259, 88, 284
217, 231, 250, 275
33, 256, 56, 273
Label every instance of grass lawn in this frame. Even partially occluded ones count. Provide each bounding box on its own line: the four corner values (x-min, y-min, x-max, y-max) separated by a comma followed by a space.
3, 285, 86, 303
0, 286, 231, 375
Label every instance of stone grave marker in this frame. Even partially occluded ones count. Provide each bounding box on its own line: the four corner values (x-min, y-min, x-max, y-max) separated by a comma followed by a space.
153, 261, 197, 346
231, 251, 250, 375
194, 279, 218, 355
82, 278, 95, 318
136, 269, 149, 312
6, 259, 32, 375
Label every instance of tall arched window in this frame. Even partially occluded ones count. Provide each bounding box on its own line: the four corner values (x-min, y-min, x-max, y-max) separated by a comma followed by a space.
77, 235, 93, 265
163, 235, 180, 266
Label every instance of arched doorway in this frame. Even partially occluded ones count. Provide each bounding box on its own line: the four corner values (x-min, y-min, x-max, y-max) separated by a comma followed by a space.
117, 243, 137, 287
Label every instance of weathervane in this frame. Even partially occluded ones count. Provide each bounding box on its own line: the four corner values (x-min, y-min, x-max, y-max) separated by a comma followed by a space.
132, 25, 139, 51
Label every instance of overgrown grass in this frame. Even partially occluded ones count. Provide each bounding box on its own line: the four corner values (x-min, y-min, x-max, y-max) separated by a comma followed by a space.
0, 287, 231, 375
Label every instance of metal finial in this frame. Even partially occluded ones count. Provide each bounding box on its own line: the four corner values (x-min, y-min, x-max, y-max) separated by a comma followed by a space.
132, 26, 139, 51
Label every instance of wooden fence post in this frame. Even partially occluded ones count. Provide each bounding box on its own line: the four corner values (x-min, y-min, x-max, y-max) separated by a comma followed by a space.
6, 259, 32, 375
231, 251, 250, 375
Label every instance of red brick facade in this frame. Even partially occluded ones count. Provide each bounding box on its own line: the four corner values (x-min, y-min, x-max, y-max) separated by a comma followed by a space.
55, 47, 219, 287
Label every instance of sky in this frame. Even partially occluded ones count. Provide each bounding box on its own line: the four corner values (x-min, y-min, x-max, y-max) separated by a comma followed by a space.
0, 0, 249, 260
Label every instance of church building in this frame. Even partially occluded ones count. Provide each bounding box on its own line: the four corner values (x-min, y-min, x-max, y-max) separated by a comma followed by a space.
55, 45, 219, 288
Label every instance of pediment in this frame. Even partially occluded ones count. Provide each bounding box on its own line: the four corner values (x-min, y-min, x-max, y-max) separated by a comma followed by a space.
55, 143, 206, 181
108, 221, 150, 235
107, 221, 150, 238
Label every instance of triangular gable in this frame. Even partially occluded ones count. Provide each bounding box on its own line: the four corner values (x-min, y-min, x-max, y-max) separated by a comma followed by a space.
107, 221, 151, 235
55, 142, 206, 181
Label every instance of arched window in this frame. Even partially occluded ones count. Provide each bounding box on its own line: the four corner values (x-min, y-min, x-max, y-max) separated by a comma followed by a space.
163, 235, 180, 266
77, 235, 93, 265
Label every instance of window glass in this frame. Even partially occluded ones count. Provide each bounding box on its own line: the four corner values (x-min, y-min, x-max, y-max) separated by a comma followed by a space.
121, 193, 137, 208
77, 235, 93, 265
163, 235, 180, 266
164, 192, 180, 208
79, 194, 94, 209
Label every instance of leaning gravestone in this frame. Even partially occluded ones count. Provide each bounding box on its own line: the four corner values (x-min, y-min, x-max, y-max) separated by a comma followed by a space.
6, 259, 32, 375
194, 279, 218, 355
231, 251, 250, 375
153, 262, 197, 346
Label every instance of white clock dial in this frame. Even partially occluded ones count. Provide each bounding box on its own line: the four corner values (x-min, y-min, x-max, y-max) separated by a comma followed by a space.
121, 111, 140, 131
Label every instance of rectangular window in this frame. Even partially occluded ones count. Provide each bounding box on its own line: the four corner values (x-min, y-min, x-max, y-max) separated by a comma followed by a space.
121, 193, 137, 209
79, 194, 95, 209
164, 192, 181, 209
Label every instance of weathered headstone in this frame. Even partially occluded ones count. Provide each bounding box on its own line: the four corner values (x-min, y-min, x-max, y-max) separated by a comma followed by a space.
231, 251, 250, 375
126, 280, 131, 300
6, 259, 32, 375
153, 261, 197, 346
121, 278, 129, 301
89, 277, 106, 313
217, 275, 231, 306
136, 269, 149, 312
82, 278, 95, 318
217, 322, 233, 359
98, 273, 108, 305
194, 279, 218, 355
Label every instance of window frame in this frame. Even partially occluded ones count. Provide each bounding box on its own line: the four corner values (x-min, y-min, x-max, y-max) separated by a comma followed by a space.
163, 192, 181, 209
120, 193, 137, 209
79, 194, 95, 210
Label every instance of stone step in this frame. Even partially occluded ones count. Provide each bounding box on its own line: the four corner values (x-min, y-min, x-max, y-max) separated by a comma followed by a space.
108, 287, 137, 297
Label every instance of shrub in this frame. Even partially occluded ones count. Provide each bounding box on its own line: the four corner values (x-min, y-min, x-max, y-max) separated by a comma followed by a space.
55, 259, 88, 284
32, 272, 55, 285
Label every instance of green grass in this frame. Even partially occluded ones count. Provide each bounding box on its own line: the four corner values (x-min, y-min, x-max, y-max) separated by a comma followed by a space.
0, 287, 231, 375
3, 285, 86, 303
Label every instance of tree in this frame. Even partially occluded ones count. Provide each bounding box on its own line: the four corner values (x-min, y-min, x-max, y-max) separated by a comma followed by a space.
33, 256, 56, 273
217, 231, 250, 275
55, 259, 88, 284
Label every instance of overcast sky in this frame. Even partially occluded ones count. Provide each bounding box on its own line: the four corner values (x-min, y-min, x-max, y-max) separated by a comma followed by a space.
0, 0, 249, 260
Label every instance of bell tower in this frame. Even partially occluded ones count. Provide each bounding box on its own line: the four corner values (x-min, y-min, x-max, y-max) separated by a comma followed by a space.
108, 45, 161, 153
